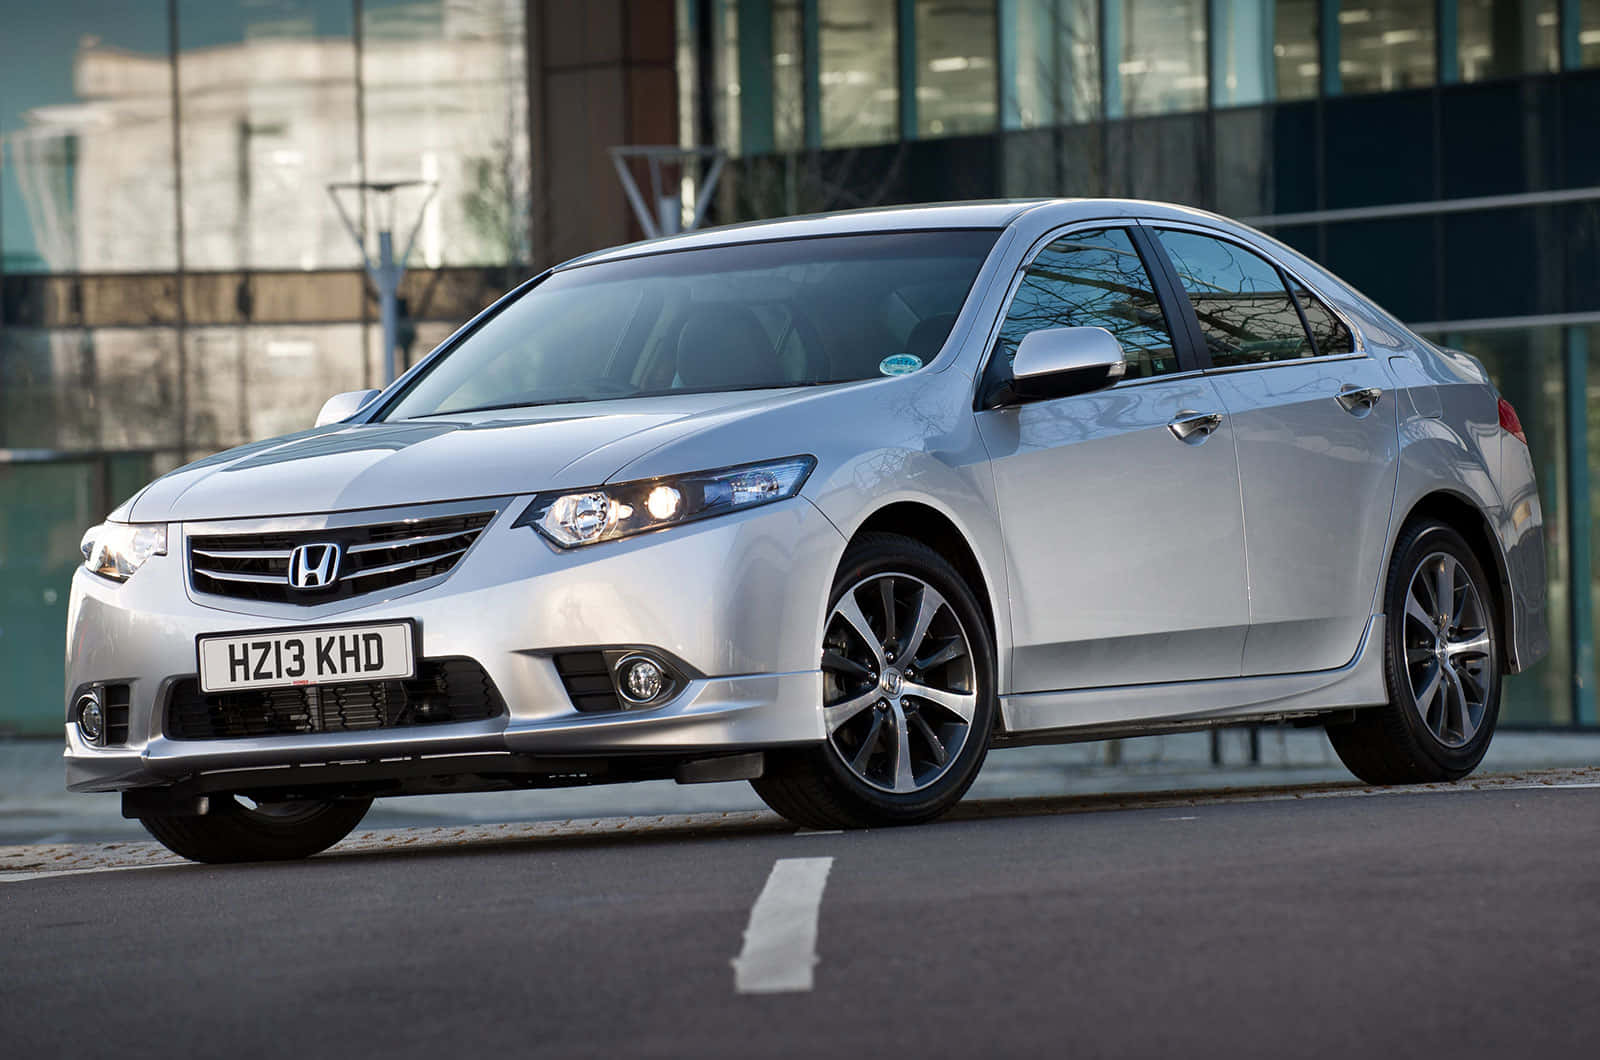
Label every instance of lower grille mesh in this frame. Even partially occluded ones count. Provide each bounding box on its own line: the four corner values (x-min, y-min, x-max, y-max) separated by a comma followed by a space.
166, 658, 505, 740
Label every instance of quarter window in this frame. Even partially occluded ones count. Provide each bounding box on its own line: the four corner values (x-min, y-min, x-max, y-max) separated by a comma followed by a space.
995, 228, 1178, 380
1287, 282, 1356, 356
1154, 229, 1313, 368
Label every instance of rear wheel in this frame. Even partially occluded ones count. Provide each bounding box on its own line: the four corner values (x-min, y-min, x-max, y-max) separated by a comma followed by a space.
752, 533, 997, 829
1327, 520, 1501, 784
139, 795, 372, 864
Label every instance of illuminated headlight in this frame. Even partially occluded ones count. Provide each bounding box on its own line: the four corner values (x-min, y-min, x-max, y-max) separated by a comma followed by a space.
516, 456, 816, 548
79, 522, 168, 582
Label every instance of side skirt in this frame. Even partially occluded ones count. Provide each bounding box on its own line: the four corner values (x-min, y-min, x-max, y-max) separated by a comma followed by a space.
995, 616, 1388, 746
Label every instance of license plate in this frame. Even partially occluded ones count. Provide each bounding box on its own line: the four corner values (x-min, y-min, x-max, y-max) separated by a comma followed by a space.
197, 621, 415, 693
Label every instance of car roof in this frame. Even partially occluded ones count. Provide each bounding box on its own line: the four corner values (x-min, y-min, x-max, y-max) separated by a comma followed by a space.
553, 198, 1260, 272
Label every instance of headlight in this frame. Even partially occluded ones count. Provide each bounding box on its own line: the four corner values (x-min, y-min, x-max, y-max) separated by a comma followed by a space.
516, 456, 816, 548
80, 522, 168, 582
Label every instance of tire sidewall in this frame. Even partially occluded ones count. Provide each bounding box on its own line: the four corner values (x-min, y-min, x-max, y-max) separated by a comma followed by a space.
1384, 523, 1502, 775
815, 537, 997, 822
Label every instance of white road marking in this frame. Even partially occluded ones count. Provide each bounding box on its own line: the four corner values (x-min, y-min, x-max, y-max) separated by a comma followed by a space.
795, 829, 843, 836
732, 856, 834, 995
1163, 816, 1198, 821
0, 864, 177, 884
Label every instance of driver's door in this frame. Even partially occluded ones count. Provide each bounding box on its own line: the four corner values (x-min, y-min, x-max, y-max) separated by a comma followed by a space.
975, 224, 1250, 692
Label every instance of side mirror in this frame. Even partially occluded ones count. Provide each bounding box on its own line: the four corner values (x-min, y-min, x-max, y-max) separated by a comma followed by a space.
987, 326, 1127, 408
314, 389, 381, 428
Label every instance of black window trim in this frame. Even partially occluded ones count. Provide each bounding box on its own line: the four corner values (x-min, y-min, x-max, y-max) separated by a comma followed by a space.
971, 219, 1203, 410
1136, 219, 1367, 374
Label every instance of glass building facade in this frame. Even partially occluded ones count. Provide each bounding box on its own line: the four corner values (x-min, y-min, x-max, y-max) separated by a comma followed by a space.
1, 0, 1595, 735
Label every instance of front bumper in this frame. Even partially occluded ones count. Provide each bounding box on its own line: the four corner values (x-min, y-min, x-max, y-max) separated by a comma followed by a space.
64, 496, 844, 793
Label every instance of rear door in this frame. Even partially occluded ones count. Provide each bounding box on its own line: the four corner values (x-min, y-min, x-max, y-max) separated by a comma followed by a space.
975, 224, 1250, 692
1144, 224, 1399, 676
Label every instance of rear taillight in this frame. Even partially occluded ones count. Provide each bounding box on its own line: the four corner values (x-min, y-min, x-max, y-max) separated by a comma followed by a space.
1497, 397, 1527, 446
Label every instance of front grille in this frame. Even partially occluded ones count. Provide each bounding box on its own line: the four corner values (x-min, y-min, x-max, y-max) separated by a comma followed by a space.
166, 657, 505, 740
189, 510, 495, 604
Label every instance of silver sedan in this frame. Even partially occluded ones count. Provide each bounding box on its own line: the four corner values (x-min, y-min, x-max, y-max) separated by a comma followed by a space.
64, 199, 1549, 862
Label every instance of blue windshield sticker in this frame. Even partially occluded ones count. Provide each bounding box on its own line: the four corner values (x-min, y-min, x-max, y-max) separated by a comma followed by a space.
879, 353, 923, 377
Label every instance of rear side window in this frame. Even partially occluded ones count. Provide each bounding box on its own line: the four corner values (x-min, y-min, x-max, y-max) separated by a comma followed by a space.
995, 227, 1177, 380
1153, 229, 1313, 368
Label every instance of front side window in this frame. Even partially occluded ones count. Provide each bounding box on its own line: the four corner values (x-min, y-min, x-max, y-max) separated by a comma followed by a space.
381, 230, 999, 420
1154, 229, 1313, 368
994, 227, 1178, 381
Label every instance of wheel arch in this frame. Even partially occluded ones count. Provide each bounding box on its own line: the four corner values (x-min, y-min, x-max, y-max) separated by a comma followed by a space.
849, 502, 999, 648
1392, 489, 1519, 671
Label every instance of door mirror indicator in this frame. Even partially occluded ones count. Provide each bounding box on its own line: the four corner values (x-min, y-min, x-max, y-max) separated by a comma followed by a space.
314, 389, 382, 428
986, 327, 1127, 408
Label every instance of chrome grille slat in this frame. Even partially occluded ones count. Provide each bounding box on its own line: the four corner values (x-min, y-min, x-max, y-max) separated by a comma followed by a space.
188, 509, 496, 605
346, 528, 476, 554
195, 568, 289, 585
191, 547, 292, 561
344, 545, 470, 580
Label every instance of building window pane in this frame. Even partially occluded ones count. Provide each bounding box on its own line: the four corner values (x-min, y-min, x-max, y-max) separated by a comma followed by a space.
819, 0, 898, 147
1122, 0, 1208, 116
1458, 0, 1559, 81
1586, 1, 1600, 66
774, 0, 806, 150
1011, 0, 1101, 126
0, 328, 180, 451
176, 1, 361, 272
0, 4, 177, 273
714, 0, 741, 156
361, 0, 530, 267
1213, 1, 1320, 106
916, 0, 997, 136
1338, 1, 1436, 94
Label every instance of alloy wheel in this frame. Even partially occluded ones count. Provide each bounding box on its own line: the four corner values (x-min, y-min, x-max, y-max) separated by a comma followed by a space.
820, 572, 978, 794
1401, 551, 1493, 749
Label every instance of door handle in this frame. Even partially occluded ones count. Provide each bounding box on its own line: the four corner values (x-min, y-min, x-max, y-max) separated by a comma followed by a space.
1335, 384, 1383, 414
1168, 410, 1224, 443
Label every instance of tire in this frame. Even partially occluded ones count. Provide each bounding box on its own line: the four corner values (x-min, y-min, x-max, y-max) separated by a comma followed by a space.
752, 532, 997, 829
139, 795, 372, 864
1327, 520, 1502, 785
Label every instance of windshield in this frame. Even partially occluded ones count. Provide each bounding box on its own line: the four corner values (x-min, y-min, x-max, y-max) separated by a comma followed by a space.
381, 230, 1000, 419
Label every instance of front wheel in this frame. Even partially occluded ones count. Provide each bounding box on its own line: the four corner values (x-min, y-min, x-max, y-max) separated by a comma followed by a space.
1327, 520, 1502, 785
752, 533, 997, 829
139, 795, 372, 864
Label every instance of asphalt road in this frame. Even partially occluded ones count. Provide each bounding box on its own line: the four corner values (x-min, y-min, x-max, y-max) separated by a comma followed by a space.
3, 781, 1597, 1059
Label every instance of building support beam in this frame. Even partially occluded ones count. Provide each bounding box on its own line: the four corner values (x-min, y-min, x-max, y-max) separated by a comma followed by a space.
1566, 325, 1596, 725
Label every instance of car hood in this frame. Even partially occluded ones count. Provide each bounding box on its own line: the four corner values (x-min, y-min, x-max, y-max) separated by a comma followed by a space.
128, 388, 826, 522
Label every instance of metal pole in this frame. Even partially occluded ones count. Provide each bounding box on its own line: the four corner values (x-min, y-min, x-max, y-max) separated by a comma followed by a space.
377, 230, 400, 385
1566, 326, 1595, 725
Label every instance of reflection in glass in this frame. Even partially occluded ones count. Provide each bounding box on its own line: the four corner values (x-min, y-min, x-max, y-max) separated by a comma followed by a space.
996, 228, 1177, 379
1212, 0, 1320, 106
1587, 1, 1600, 67
1457, 0, 1558, 81
916, 0, 997, 136
713, 0, 741, 156
1010, 0, 1101, 127
1450, 326, 1570, 724
1156, 229, 1311, 367
774, 0, 806, 150
361, 0, 530, 267
1120, 0, 1208, 116
0, 328, 180, 450
177, 1, 361, 271
1286, 282, 1356, 355
819, 0, 898, 147
0, 4, 176, 273
186, 324, 369, 450
1338, 0, 1436, 94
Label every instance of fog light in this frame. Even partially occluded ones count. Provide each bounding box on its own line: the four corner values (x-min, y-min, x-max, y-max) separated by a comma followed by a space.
619, 655, 667, 704
76, 692, 105, 743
